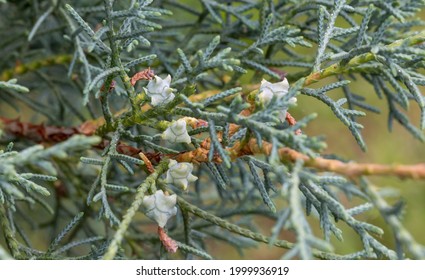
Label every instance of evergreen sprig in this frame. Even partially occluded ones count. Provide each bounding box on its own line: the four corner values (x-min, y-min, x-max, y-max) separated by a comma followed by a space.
0, 0, 425, 260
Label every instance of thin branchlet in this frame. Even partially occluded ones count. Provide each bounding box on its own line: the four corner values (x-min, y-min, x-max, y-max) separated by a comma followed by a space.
1, 0, 425, 261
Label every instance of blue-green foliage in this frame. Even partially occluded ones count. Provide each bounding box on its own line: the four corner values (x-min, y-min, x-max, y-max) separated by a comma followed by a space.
0, 0, 425, 260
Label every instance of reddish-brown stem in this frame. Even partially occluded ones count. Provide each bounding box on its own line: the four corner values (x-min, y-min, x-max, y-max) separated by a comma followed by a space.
157, 226, 178, 253
286, 112, 302, 135
2, 117, 425, 180
130, 68, 154, 86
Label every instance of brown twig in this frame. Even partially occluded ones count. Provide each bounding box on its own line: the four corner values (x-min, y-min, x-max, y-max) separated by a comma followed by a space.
228, 132, 425, 180
130, 68, 155, 86
287, 149, 425, 180
285, 112, 302, 135
2, 113, 425, 180
0, 117, 82, 142
139, 152, 155, 173
0, 117, 161, 163
157, 226, 178, 253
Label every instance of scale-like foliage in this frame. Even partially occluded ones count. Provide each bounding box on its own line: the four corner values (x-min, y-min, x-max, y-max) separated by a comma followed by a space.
0, 0, 425, 260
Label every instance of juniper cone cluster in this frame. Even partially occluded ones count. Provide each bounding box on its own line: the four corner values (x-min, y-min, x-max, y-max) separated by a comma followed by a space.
1, 0, 425, 260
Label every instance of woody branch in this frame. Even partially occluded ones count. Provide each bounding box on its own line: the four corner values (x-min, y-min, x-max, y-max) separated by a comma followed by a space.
2, 114, 425, 180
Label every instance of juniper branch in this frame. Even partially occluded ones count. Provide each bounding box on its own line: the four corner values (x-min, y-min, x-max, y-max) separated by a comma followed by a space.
1, 0, 425, 260
0, 206, 22, 259
230, 134, 425, 180
161, 185, 343, 260
103, 160, 168, 260
305, 30, 425, 86
0, 55, 73, 81
360, 178, 425, 259
103, 0, 139, 113
3, 116, 425, 180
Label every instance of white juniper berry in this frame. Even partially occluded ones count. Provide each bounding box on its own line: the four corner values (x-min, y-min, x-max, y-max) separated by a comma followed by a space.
142, 190, 177, 228
162, 119, 191, 144
258, 78, 297, 105
258, 78, 296, 121
165, 159, 198, 191
144, 75, 175, 106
